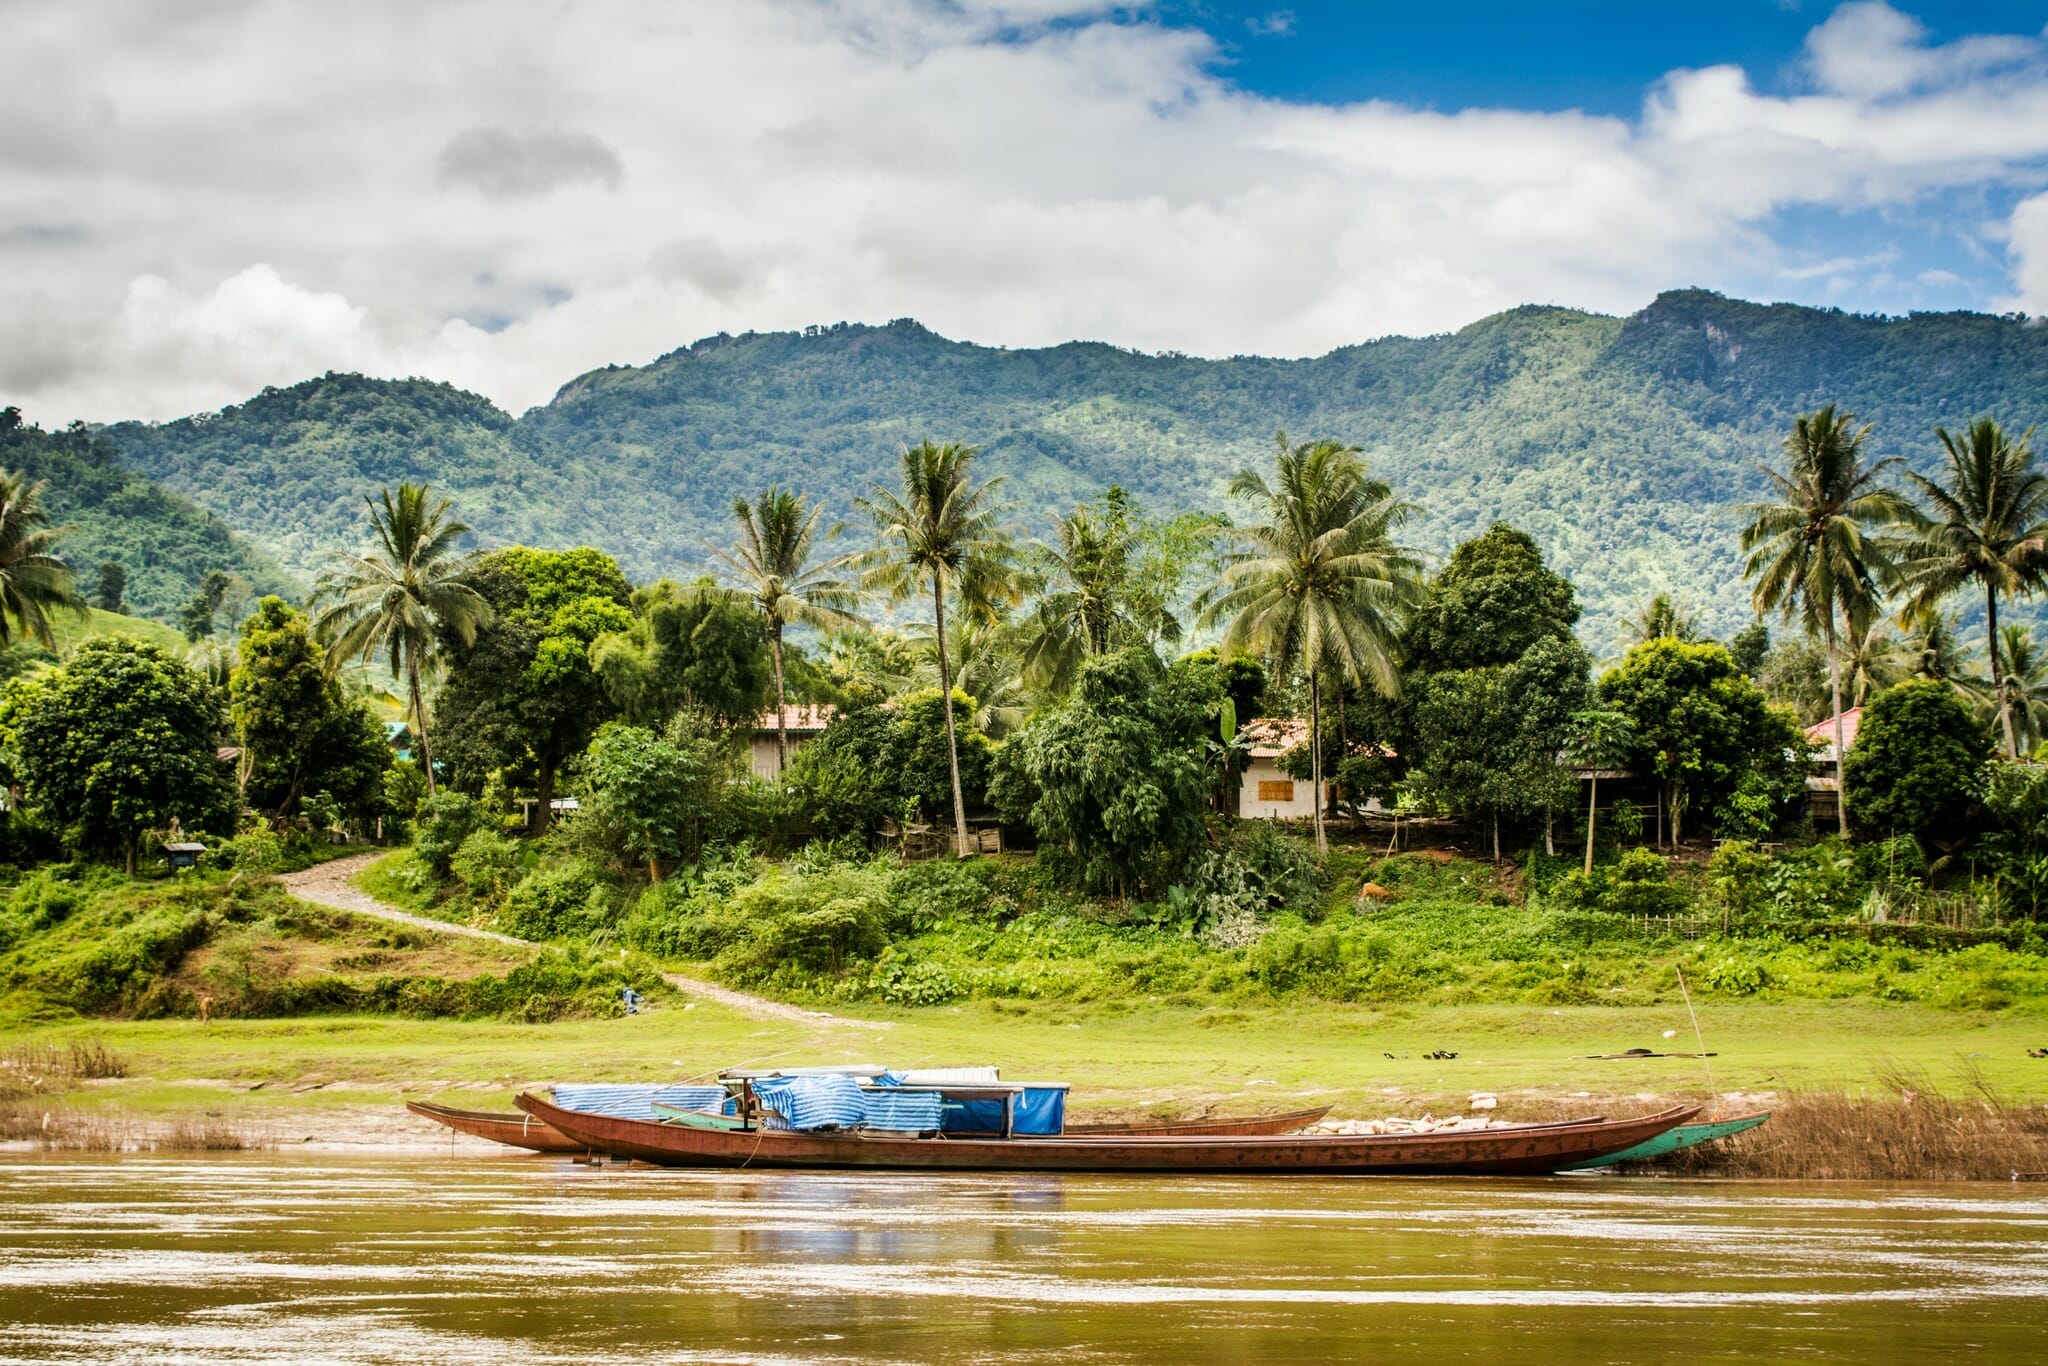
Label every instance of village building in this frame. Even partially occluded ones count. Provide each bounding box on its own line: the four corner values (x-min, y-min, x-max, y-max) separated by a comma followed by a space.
749, 703, 837, 781
1802, 706, 1862, 826
1236, 718, 1336, 820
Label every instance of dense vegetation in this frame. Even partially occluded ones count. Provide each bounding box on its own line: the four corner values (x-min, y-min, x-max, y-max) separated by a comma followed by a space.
4, 297, 2046, 1030
97, 291, 2048, 650
0, 407, 290, 621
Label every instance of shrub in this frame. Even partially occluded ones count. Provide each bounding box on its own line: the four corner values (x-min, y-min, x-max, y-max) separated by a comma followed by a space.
1602, 848, 1686, 918
201, 826, 285, 874
412, 792, 482, 878
451, 829, 521, 904
1247, 924, 1342, 992
1705, 840, 1773, 921
499, 860, 615, 941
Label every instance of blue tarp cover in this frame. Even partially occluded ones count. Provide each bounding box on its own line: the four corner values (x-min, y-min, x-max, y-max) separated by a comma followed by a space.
552, 1083, 729, 1121
938, 1086, 1069, 1135
859, 1088, 945, 1130
748, 1074, 870, 1131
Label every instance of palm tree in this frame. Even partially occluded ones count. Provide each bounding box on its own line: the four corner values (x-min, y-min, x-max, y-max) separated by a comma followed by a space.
855, 441, 1015, 856
1199, 433, 1423, 854
1991, 623, 2048, 756
311, 483, 491, 797
1619, 592, 1702, 646
1740, 407, 1910, 834
0, 470, 86, 650
919, 608, 1030, 737
710, 486, 861, 771
1892, 419, 2048, 758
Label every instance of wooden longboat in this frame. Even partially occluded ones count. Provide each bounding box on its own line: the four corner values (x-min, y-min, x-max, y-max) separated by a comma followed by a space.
406, 1100, 586, 1154
517, 1092, 1698, 1176
1063, 1106, 1333, 1137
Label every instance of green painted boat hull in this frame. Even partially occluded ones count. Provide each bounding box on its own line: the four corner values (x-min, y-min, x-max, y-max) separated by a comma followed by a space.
1561, 1111, 1770, 1169
649, 1103, 749, 1132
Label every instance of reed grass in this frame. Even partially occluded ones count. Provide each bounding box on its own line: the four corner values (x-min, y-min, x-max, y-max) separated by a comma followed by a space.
1669, 1064, 2048, 1181
0, 1099, 266, 1151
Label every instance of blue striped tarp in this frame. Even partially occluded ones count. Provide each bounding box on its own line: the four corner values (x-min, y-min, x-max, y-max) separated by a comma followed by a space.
748, 1074, 869, 1131
859, 1087, 944, 1131
552, 1083, 730, 1121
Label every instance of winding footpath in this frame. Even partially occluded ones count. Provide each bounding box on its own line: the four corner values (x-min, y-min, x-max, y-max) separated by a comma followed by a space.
278, 852, 870, 1027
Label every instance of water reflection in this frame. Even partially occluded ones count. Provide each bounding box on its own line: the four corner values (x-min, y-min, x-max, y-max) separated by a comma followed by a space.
1, 1155, 2045, 1363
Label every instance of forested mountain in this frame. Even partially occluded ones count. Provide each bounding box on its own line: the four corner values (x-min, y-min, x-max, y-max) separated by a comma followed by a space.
98, 290, 2048, 650
0, 408, 292, 620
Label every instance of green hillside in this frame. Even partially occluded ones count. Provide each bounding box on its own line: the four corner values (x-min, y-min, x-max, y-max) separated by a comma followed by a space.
98, 291, 2048, 649
0, 408, 293, 621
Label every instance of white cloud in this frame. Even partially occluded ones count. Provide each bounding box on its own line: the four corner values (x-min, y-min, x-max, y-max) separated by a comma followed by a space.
4, 0, 2048, 424
2003, 192, 2048, 314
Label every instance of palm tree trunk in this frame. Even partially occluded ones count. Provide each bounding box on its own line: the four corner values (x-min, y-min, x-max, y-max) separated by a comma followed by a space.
933, 580, 970, 858
1827, 617, 1847, 835
1492, 810, 1500, 864
1989, 588, 2018, 759
1309, 670, 1326, 856
408, 650, 435, 798
771, 621, 789, 774
1583, 773, 1598, 876
1544, 808, 1554, 859
125, 830, 138, 877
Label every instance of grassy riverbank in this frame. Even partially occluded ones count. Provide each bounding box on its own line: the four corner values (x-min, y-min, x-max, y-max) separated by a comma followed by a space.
6, 850, 2048, 1176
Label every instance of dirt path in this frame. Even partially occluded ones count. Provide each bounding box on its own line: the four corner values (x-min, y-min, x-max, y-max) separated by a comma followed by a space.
278, 852, 870, 1027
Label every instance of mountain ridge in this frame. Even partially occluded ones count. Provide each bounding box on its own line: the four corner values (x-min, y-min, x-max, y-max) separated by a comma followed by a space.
95, 289, 2048, 650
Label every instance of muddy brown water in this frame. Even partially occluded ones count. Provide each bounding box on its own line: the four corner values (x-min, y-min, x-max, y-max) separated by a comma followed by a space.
2, 1154, 2045, 1363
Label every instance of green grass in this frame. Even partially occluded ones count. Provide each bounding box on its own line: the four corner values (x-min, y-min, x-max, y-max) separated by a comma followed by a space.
47, 607, 188, 654
4, 996, 2041, 1131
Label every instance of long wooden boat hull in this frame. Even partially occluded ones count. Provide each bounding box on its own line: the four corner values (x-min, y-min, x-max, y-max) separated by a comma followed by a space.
406, 1100, 587, 1154
1558, 1111, 1771, 1170
1064, 1106, 1333, 1137
516, 1093, 1698, 1175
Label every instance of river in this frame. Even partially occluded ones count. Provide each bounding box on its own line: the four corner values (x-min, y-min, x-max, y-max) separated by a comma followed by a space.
2, 1154, 2045, 1362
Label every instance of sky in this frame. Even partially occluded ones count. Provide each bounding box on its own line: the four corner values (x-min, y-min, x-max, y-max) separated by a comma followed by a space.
6, 0, 2048, 425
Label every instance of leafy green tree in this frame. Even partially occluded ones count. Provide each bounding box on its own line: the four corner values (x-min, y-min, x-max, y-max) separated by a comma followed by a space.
856, 440, 1015, 857
591, 578, 772, 726
1893, 419, 2048, 758
178, 569, 232, 641
1407, 636, 1591, 861
1202, 433, 1422, 853
0, 469, 85, 649
1563, 708, 1636, 874
433, 546, 632, 832
229, 597, 390, 822
991, 647, 1214, 897
1739, 406, 1910, 833
1842, 679, 1991, 850
576, 723, 700, 881
711, 487, 860, 768
1728, 620, 1770, 678
1401, 522, 1578, 672
94, 562, 126, 615
1598, 638, 1805, 845
9, 638, 236, 872
782, 686, 996, 841
312, 483, 492, 796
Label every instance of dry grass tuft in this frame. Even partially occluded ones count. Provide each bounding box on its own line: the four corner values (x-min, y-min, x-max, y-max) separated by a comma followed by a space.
1670, 1064, 2048, 1181
0, 1038, 129, 1100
